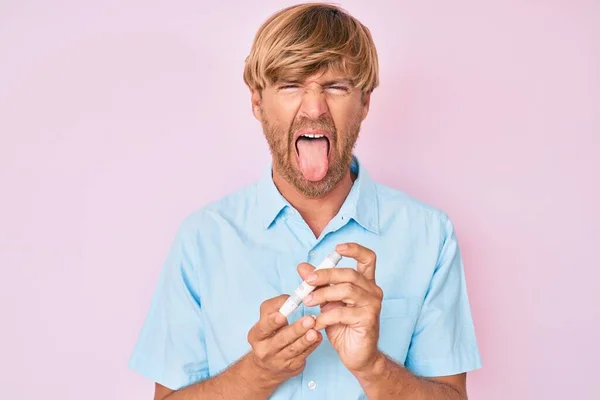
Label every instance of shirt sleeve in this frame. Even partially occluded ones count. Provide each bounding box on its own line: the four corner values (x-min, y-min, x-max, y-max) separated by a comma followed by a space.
128, 220, 210, 390
405, 216, 482, 377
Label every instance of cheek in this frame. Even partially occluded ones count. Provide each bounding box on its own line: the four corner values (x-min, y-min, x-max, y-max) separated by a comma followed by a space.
263, 95, 296, 120
265, 108, 296, 135
347, 104, 364, 130
332, 107, 360, 136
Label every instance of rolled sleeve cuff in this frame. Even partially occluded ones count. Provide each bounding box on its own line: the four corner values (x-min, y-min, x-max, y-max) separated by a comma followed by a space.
128, 353, 210, 391
406, 351, 482, 377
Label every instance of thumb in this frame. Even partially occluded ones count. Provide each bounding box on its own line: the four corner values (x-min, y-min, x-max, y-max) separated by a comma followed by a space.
297, 262, 316, 281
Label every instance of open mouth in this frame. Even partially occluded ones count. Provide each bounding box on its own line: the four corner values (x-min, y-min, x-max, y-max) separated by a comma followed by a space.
294, 133, 330, 156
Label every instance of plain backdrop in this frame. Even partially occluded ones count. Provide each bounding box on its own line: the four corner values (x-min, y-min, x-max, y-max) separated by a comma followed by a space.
1, 1, 599, 399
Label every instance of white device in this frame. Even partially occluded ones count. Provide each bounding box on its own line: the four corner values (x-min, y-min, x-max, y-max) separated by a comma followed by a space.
278, 250, 343, 317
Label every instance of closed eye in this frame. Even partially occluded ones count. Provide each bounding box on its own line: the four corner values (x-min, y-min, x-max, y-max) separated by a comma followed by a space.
328, 85, 350, 92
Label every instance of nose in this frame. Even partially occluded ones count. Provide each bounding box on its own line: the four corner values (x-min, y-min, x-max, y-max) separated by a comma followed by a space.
298, 86, 329, 120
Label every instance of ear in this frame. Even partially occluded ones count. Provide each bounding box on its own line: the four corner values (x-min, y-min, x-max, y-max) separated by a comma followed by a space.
251, 89, 262, 122
361, 91, 371, 121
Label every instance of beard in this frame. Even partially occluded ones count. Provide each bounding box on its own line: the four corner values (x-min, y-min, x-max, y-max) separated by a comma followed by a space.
261, 110, 361, 198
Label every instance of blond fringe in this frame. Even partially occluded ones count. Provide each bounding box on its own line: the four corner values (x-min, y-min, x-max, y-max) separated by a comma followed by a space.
243, 3, 379, 94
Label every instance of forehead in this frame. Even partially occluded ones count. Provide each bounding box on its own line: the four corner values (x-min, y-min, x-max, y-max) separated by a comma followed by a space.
276, 67, 354, 84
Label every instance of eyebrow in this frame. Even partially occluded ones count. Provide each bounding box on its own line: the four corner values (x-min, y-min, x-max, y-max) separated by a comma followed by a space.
321, 79, 353, 86
277, 78, 354, 86
277, 79, 302, 85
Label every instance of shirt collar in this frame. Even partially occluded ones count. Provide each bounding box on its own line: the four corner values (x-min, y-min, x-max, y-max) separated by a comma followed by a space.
256, 162, 289, 229
256, 156, 380, 234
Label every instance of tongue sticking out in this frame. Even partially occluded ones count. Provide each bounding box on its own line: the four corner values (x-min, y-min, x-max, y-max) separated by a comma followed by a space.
296, 137, 329, 181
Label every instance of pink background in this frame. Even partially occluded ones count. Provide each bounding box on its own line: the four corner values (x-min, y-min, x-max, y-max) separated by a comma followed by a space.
1, 1, 598, 399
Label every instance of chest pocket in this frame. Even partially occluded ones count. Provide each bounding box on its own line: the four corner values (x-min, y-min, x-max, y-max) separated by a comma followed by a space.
378, 297, 421, 364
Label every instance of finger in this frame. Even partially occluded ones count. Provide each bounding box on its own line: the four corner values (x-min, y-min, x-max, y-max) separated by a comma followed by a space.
335, 243, 377, 281
284, 328, 322, 360
321, 300, 344, 313
253, 312, 288, 341
260, 294, 290, 316
297, 262, 316, 281
253, 295, 290, 340
314, 306, 375, 331
306, 268, 372, 292
292, 331, 322, 361
303, 283, 374, 307
270, 315, 316, 351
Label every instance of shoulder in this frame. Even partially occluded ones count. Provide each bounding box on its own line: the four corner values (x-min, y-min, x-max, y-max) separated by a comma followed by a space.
175, 181, 259, 238
375, 182, 450, 223
372, 181, 457, 246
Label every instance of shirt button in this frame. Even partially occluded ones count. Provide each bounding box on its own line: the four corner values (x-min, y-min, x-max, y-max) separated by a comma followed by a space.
307, 380, 317, 390
309, 251, 317, 257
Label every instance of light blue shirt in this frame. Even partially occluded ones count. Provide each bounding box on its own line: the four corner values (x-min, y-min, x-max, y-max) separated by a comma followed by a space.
129, 157, 482, 398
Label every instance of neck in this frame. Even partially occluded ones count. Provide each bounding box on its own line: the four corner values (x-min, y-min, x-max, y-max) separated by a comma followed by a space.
272, 166, 356, 237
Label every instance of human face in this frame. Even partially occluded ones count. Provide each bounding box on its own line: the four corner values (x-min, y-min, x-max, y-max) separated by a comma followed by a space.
252, 69, 371, 198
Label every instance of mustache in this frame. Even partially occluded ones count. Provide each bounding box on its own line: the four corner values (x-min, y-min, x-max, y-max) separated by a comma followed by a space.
289, 116, 337, 139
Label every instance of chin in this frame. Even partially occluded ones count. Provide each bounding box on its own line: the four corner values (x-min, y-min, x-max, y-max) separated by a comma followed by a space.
293, 171, 341, 198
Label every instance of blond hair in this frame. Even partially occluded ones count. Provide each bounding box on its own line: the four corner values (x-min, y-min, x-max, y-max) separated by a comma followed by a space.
243, 3, 379, 95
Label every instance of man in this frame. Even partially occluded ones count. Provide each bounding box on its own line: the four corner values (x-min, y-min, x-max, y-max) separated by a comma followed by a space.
129, 3, 482, 399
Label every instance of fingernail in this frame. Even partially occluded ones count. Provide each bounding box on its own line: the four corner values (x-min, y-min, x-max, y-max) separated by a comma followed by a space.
310, 314, 317, 320
306, 330, 317, 341
275, 314, 285, 324
306, 274, 317, 283
336, 244, 348, 251
302, 317, 314, 328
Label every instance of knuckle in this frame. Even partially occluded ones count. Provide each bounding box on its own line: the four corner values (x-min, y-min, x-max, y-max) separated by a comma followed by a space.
293, 359, 306, 371
288, 358, 305, 372
375, 286, 384, 299
287, 344, 298, 355
254, 345, 268, 360
283, 358, 296, 371
369, 249, 377, 260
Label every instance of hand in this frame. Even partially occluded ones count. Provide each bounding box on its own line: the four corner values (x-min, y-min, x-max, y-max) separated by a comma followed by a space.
297, 243, 383, 373
246, 295, 323, 386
